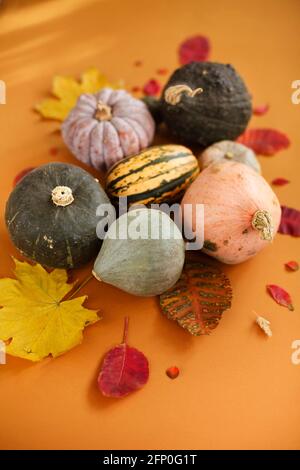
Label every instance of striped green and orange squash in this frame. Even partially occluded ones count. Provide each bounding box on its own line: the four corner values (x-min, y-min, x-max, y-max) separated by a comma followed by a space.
105, 145, 200, 206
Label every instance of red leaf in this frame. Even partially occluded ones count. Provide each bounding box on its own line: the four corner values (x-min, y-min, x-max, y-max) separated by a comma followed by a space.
178, 35, 210, 65
253, 104, 269, 116
143, 79, 161, 96
13, 167, 35, 186
156, 68, 168, 75
285, 261, 299, 272
278, 206, 300, 237
49, 146, 59, 156
237, 129, 290, 156
160, 257, 232, 336
166, 366, 180, 379
266, 284, 294, 311
98, 318, 149, 398
272, 177, 290, 186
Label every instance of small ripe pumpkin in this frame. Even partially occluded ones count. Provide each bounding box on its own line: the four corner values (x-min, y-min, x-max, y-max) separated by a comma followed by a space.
93, 208, 185, 296
181, 161, 281, 264
161, 62, 252, 146
199, 141, 261, 173
106, 144, 199, 207
5, 162, 112, 269
62, 88, 155, 172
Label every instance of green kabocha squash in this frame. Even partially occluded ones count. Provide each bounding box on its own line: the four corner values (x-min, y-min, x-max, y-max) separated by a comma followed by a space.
161, 61, 252, 146
106, 144, 199, 207
5, 162, 112, 269
93, 208, 185, 296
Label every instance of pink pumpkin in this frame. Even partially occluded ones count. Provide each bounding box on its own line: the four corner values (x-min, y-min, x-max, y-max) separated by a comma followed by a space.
62, 88, 155, 171
181, 161, 281, 264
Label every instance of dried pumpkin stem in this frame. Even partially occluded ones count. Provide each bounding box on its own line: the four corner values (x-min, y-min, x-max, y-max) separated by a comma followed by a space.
94, 101, 112, 121
251, 210, 273, 241
164, 84, 203, 105
51, 186, 74, 207
225, 152, 234, 159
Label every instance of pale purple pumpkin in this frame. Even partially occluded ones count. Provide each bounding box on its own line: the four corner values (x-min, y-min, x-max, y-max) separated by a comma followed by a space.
61, 88, 155, 171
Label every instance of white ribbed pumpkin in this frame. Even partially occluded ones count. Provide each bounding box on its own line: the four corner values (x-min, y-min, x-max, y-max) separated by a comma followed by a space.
62, 88, 155, 171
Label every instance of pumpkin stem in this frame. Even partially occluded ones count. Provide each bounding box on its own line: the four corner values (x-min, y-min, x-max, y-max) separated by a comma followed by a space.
251, 210, 274, 241
225, 152, 234, 159
51, 186, 74, 207
164, 84, 203, 105
94, 101, 112, 121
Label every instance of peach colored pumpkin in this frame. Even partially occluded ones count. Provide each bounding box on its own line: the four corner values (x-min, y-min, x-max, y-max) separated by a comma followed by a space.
62, 88, 155, 171
181, 161, 281, 264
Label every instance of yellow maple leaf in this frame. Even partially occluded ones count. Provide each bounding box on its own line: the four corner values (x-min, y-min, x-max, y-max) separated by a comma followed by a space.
35, 67, 121, 121
0, 259, 100, 361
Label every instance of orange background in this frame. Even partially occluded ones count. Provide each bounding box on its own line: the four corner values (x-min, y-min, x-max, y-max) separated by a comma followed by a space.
0, 0, 300, 450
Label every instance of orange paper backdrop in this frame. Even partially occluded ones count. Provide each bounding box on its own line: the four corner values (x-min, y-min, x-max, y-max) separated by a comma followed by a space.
0, 0, 299, 450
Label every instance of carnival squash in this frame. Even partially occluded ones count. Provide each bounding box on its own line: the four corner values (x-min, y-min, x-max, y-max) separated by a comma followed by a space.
199, 140, 261, 173
106, 144, 199, 206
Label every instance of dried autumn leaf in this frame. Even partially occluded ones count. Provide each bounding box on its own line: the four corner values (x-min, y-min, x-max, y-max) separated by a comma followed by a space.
253, 104, 269, 116
143, 79, 161, 96
266, 284, 294, 311
160, 259, 232, 336
272, 177, 290, 186
237, 128, 290, 156
285, 261, 299, 272
0, 259, 99, 361
49, 146, 60, 156
278, 206, 300, 237
98, 317, 149, 398
178, 35, 210, 65
256, 316, 272, 337
156, 68, 168, 75
35, 67, 120, 121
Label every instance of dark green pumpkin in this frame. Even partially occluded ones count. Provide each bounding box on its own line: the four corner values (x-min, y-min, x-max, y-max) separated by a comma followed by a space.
5, 162, 112, 269
106, 144, 200, 207
161, 61, 252, 146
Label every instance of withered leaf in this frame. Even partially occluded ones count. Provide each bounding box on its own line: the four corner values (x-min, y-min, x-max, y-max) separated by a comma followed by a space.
160, 259, 232, 336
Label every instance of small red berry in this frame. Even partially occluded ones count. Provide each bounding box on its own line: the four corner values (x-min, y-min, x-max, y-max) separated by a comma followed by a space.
166, 366, 180, 379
